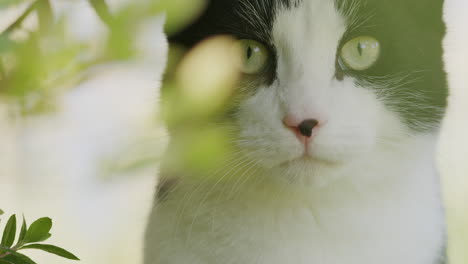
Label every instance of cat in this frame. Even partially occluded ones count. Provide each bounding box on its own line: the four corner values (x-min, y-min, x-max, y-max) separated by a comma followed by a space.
144, 0, 448, 263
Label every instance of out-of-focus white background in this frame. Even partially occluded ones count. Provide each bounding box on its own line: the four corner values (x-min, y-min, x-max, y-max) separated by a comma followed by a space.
0, 0, 467, 264
440, 1, 468, 263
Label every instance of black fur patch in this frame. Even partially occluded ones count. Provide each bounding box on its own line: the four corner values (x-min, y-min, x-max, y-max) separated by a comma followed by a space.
156, 177, 179, 201
336, 0, 447, 131
168, 0, 297, 85
169, 0, 291, 45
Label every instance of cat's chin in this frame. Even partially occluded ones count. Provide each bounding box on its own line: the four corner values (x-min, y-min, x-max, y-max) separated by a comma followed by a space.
269, 155, 348, 188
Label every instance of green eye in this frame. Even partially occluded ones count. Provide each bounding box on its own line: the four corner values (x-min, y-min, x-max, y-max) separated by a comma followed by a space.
340, 36, 380, 71
237, 39, 269, 74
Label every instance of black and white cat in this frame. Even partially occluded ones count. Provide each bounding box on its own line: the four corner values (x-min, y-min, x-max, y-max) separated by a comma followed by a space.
145, 0, 448, 263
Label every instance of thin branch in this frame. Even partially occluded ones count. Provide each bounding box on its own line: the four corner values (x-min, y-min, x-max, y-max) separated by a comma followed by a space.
0, 245, 19, 259
1, 0, 40, 36
88, 0, 114, 27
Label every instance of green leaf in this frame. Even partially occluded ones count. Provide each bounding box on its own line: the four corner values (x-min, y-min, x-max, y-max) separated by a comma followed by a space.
39, 233, 51, 241
0, 209, 4, 215
20, 244, 79, 260
17, 216, 27, 244
0, 259, 14, 264
1, 250, 37, 264
1, 215, 16, 247
23, 218, 52, 244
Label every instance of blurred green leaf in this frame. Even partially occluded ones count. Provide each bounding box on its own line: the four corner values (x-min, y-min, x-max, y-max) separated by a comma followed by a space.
5, 36, 43, 98
164, 125, 233, 175
36, 0, 53, 32
154, 0, 208, 36
20, 244, 79, 260
105, 14, 136, 60
0, 209, 3, 215
23, 218, 51, 244
1, 215, 16, 248
0, 259, 14, 264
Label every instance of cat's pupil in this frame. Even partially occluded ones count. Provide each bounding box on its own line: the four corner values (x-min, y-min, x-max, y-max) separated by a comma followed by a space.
357, 43, 363, 56
247, 46, 253, 59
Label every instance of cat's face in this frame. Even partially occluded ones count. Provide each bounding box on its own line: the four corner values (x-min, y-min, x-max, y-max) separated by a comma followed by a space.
169, 0, 447, 185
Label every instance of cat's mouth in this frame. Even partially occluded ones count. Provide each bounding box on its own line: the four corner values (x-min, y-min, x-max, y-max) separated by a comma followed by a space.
278, 154, 340, 168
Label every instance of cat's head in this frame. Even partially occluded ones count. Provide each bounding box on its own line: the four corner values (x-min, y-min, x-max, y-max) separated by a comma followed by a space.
166, 0, 447, 186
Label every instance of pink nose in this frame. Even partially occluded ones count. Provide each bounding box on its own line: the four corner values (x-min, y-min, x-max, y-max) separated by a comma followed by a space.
283, 117, 319, 139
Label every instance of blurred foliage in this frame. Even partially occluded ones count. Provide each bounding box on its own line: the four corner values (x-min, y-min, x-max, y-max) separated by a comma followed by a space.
154, 0, 207, 36
0, 0, 243, 173
0, 0, 243, 175
0, 0, 207, 115
0, 211, 79, 263
0, 0, 258, 179
0, 0, 27, 9
0, 0, 239, 263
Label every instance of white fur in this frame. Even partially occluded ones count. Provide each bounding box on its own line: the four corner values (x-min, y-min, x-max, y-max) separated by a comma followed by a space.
145, 1, 445, 263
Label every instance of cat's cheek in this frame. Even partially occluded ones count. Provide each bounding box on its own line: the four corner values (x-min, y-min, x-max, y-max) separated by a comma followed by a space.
299, 82, 380, 161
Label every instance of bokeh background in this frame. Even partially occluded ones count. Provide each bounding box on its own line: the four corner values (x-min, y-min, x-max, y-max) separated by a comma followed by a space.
0, 0, 467, 263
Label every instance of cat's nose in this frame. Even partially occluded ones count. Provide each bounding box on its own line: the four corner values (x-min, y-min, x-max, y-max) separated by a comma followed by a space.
298, 119, 319, 137
283, 117, 319, 139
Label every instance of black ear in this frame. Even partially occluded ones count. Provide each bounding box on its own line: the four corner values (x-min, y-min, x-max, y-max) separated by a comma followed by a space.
167, 0, 292, 48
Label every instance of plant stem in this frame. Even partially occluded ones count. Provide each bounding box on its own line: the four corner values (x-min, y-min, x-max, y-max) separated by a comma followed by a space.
37, 0, 53, 33
0, 246, 19, 259
88, 0, 114, 27
1, 0, 41, 36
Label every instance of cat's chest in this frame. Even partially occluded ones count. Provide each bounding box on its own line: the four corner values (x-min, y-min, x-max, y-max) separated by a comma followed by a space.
169, 186, 442, 264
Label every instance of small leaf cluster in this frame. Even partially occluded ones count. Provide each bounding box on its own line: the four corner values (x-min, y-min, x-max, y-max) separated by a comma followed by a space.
0, 210, 79, 264
0, 0, 206, 115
